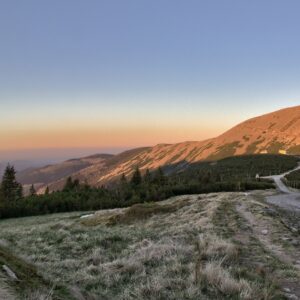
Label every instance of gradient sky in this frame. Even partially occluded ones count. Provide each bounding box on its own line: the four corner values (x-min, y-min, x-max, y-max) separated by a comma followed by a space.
1, 0, 300, 159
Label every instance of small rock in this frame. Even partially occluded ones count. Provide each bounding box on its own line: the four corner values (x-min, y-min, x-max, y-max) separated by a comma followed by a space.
2, 265, 18, 281
291, 240, 299, 246
80, 214, 94, 219
261, 229, 268, 235
283, 288, 291, 293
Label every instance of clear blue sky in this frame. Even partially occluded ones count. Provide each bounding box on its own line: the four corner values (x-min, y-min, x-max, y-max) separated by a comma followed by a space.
0, 0, 299, 156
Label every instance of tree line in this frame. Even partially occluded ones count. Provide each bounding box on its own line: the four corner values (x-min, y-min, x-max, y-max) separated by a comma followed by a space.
0, 158, 276, 219
283, 169, 300, 189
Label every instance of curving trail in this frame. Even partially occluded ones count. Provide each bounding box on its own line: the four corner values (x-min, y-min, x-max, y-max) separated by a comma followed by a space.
261, 162, 300, 211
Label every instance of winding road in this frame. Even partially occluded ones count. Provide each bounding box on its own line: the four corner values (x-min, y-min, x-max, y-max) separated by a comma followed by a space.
261, 163, 300, 211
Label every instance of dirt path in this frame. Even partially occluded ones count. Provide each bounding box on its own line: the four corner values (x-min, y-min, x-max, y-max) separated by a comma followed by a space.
261, 162, 300, 211
266, 193, 300, 212
236, 200, 300, 298
236, 202, 300, 268
262, 162, 300, 194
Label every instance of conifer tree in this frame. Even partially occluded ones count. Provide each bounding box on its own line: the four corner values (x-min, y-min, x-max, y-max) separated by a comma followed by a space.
130, 167, 142, 186
144, 169, 151, 184
153, 167, 166, 185
29, 184, 36, 196
63, 177, 73, 191
0, 164, 23, 202
120, 173, 127, 183
120, 173, 128, 188
118, 173, 129, 201
45, 186, 50, 195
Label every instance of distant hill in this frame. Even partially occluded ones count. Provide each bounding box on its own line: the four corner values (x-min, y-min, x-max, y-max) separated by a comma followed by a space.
16, 154, 114, 185
0, 160, 48, 178
17, 148, 150, 192
18, 106, 300, 192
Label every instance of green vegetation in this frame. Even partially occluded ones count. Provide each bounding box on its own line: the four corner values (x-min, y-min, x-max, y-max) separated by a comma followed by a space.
0, 165, 23, 202
206, 141, 241, 160
81, 201, 188, 226
267, 140, 285, 154
0, 244, 72, 299
174, 154, 298, 182
0, 154, 298, 219
245, 139, 265, 154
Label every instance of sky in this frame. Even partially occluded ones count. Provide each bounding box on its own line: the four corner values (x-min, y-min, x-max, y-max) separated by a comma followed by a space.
0, 0, 300, 161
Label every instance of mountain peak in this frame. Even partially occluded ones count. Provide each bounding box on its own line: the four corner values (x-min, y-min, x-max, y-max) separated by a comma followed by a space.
18, 106, 300, 190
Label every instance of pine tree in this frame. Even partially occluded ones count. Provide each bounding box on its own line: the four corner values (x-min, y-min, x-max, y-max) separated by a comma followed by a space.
120, 173, 126, 183
73, 179, 80, 191
29, 184, 36, 196
45, 186, 50, 195
153, 167, 166, 185
63, 177, 81, 191
120, 173, 128, 187
1, 164, 23, 202
130, 167, 142, 186
0, 185, 5, 213
119, 173, 130, 201
63, 177, 73, 191
144, 169, 151, 184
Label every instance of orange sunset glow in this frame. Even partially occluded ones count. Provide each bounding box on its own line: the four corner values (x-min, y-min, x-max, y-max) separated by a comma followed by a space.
0, 125, 222, 151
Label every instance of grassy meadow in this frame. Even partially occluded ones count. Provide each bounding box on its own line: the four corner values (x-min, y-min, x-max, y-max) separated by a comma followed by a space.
0, 191, 299, 299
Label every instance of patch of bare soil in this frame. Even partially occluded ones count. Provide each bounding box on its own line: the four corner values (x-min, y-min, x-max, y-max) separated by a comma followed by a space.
237, 198, 300, 299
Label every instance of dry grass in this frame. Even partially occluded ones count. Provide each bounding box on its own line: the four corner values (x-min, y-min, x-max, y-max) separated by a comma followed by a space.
0, 192, 293, 299
0, 195, 219, 298
81, 200, 188, 226
196, 233, 238, 262
0, 274, 16, 300
194, 234, 254, 299
198, 261, 253, 298
24, 289, 54, 300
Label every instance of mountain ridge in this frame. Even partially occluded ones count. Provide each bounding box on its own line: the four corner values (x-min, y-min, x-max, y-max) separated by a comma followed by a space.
17, 105, 300, 191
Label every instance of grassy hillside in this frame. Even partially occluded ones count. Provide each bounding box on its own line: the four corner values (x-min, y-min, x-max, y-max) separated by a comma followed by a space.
1, 154, 299, 220
0, 192, 299, 299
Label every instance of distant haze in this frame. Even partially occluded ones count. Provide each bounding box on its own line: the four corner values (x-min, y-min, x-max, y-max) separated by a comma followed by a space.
0, 147, 128, 164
